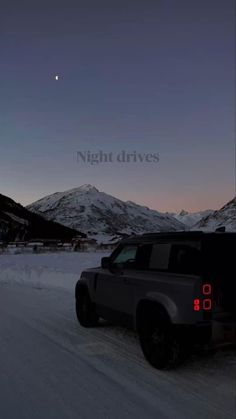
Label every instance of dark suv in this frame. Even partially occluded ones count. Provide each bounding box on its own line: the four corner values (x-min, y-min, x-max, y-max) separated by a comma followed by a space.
75, 231, 236, 369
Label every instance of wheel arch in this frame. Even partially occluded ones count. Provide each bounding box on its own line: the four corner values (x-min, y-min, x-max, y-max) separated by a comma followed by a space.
75, 281, 89, 299
135, 298, 172, 333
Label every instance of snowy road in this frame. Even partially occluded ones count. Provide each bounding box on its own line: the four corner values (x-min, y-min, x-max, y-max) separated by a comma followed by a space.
0, 253, 235, 418
0, 253, 236, 419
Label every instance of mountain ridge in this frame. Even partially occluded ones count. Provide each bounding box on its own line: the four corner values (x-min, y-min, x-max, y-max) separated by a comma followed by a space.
0, 193, 85, 242
27, 184, 186, 241
193, 197, 236, 231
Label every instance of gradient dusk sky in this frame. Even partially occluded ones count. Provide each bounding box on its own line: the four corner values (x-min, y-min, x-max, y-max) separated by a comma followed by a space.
0, 0, 235, 212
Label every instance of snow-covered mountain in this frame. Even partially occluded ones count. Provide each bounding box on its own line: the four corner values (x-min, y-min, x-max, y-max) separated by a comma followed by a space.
0, 193, 84, 242
170, 209, 214, 227
27, 184, 186, 241
193, 197, 236, 231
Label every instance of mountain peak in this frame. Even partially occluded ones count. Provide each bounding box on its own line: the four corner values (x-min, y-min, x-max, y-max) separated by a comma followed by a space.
69, 184, 99, 193
27, 187, 185, 238
79, 184, 98, 192
63, 184, 99, 195
179, 210, 189, 216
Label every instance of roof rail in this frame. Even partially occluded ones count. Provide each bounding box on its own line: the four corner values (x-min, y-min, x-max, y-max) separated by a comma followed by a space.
141, 231, 200, 237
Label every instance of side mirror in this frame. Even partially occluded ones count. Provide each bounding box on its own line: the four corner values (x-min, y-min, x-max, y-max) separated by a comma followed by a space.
101, 257, 110, 269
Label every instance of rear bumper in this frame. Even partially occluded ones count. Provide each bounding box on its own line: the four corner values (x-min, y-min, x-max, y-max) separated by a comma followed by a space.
211, 319, 236, 344
174, 323, 212, 345
187, 320, 236, 345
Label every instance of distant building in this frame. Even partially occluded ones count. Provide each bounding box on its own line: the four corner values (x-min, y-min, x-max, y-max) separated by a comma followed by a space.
26, 240, 44, 248
99, 242, 118, 251
14, 241, 27, 248
72, 237, 97, 251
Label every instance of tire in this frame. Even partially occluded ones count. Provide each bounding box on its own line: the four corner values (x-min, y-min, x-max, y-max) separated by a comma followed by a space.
139, 310, 189, 370
76, 290, 99, 328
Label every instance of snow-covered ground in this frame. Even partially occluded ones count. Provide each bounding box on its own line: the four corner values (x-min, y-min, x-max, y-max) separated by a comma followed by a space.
0, 252, 109, 290
0, 252, 235, 419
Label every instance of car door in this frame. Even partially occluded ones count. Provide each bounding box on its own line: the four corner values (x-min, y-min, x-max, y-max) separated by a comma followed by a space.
95, 244, 138, 325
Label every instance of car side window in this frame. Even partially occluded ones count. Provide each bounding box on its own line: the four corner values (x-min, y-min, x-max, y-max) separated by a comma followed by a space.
169, 242, 202, 275
112, 245, 138, 267
148, 243, 171, 271
146, 240, 202, 274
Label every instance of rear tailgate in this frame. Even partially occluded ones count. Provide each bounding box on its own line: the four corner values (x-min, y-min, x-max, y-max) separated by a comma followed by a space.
204, 234, 236, 343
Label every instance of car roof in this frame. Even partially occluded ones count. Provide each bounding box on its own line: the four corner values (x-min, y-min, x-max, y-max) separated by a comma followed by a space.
120, 231, 236, 244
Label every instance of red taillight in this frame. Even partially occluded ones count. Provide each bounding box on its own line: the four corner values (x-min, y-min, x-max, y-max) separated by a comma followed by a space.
203, 299, 212, 310
193, 284, 213, 312
193, 299, 200, 311
202, 283, 212, 311
202, 284, 212, 295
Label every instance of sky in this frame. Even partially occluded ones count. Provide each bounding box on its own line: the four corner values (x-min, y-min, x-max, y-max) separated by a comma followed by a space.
0, 0, 235, 212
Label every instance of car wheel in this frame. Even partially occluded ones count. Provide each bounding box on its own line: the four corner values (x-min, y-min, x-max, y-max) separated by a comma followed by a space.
76, 291, 99, 328
139, 312, 188, 370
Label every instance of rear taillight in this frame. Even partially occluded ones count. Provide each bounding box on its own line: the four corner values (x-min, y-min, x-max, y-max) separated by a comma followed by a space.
202, 283, 212, 311
202, 284, 212, 295
193, 283, 212, 311
203, 299, 212, 310
193, 299, 200, 311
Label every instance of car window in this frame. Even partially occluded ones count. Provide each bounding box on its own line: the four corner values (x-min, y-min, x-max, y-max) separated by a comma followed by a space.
146, 240, 201, 274
112, 245, 138, 266
149, 243, 171, 270
169, 242, 202, 275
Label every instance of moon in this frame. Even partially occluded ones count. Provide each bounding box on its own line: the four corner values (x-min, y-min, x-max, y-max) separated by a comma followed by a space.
54, 75, 60, 81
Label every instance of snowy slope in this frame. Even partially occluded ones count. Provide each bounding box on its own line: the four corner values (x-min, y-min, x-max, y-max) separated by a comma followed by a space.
193, 197, 236, 231
170, 209, 214, 227
27, 184, 185, 239
0, 193, 84, 241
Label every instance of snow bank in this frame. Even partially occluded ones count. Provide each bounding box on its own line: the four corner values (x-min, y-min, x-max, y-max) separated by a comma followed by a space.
0, 252, 110, 291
